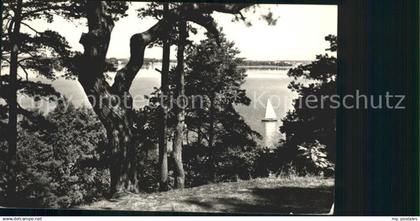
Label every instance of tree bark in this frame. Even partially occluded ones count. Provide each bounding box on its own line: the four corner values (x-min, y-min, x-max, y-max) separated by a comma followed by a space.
172, 19, 187, 189
208, 95, 217, 182
107, 114, 139, 194
208, 96, 216, 149
78, 1, 140, 194
158, 2, 170, 192
6, 0, 23, 206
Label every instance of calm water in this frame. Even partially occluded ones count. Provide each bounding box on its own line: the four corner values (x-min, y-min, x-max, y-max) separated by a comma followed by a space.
23, 68, 297, 148
239, 70, 297, 147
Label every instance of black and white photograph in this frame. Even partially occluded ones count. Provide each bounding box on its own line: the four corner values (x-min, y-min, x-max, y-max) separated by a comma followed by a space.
1, 1, 337, 214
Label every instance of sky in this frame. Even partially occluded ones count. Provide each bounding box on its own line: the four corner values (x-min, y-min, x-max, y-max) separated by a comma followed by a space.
29, 3, 337, 61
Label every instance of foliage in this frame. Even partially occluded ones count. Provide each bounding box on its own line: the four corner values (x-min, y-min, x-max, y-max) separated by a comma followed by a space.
137, 2, 200, 48
0, 142, 7, 200
0, 0, 128, 110
132, 107, 161, 192
183, 142, 261, 187
1, 0, 129, 200
0, 101, 109, 208
279, 35, 337, 175
296, 140, 335, 176
136, 150, 160, 193
179, 31, 261, 185
1, 0, 128, 80
182, 32, 260, 139
138, 31, 261, 187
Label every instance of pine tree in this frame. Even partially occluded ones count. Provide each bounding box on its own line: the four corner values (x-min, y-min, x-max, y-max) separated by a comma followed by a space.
280, 35, 337, 174
1, 0, 127, 200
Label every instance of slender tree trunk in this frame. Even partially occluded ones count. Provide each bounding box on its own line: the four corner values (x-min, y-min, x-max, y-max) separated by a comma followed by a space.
158, 3, 170, 192
208, 96, 217, 182
208, 96, 215, 149
6, 0, 23, 206
186, 129, 190, 146
172, 19, 187, 189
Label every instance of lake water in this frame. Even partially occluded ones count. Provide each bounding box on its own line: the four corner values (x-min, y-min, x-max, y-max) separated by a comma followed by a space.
23, 68, 297, 148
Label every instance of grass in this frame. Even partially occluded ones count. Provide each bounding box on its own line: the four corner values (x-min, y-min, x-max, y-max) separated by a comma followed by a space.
81, 175, 334, 214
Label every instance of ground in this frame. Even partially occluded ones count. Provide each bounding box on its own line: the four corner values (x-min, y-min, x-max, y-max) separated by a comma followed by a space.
81, 176, 334, 214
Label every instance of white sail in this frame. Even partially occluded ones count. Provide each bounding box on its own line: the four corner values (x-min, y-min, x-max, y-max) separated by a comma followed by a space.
264, 99, 277, 119
264, 121, 277, 147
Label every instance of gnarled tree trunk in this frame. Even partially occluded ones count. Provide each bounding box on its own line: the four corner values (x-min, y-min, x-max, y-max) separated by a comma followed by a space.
107, 110, 138, 193
78, 2, 142, 194
77, 2, 252, 194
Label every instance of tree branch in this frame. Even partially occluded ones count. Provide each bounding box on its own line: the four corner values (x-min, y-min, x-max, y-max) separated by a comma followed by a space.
2, 58, 29, 80
7, 19, 15, 35
186, 3, 253, 14
17, 103, 52, 126
21, 22, 41, 34
111, 3, 251, 94
78, 1, 114, 86
111, 20, 166, 94
184, 12, 219, 39
21, 4, 74, 19
18, 63, 30, 81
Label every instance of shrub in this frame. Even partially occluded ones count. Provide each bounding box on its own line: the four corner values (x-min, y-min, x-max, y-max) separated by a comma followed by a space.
183, 142, 265, 187
0, 102, 110, 208
295, 140, 334, 176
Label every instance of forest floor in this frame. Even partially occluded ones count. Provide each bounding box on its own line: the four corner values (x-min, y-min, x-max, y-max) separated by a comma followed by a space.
81, 176, 334, 214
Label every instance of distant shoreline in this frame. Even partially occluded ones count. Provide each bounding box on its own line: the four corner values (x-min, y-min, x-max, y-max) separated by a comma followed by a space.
239, 65, 293, 70
107, 57, 312, 68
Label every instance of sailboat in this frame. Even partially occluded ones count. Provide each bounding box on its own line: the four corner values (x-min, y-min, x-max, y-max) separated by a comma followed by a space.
262, 99, 278, 122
